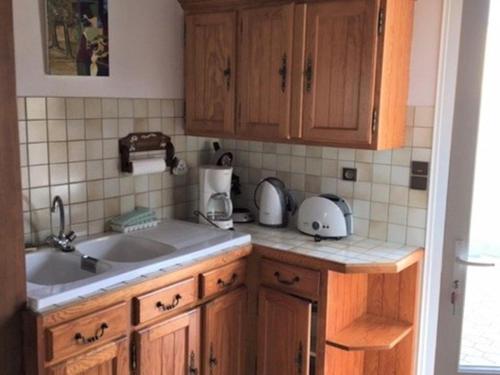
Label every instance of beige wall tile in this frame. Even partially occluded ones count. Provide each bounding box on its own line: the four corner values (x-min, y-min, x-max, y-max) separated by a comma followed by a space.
69, 162, 86, 182
86, 140, 103, 160
26, 97, 46, 120
102, 99, 118, 118
87, 160, 104, 180
49, 142, 68, 164
414, 106, 434, 127
85, 119, 103, 139
19, 144, 27, 167
161, 100, 175, 117
70, 182, 87, 203
68, 141, 86, 162
30, 187, 50, 210
70, 203, 87, 224
48, 120, 67, 141
17, 98, 26, 120
88, 200, 104, 220
148, 99, 161, 117
87, 180, 104, 200
28, 143, 48, 165
29, 165, 49, 187
102, 119, 118, 139
413, 127, 433, 148
134, 99, 148, 117
84, 98, 102, 119
104, 198, 120, 217
47, 98, 66, 119
27, 120, 47, 143
50, 164, 68, 185
18, 121, 27, 143
66, 98, 85, 119
118, 99, 134, 118
67, 120, 85, 140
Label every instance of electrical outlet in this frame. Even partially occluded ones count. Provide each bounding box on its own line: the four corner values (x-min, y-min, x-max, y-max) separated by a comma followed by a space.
342, 168, 357, 182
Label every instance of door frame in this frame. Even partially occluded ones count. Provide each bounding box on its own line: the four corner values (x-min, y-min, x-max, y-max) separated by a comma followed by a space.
416, 0, 492, 374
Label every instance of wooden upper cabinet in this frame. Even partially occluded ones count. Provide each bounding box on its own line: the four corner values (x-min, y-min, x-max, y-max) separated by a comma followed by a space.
185, 12, 236, 136
257, 287, 312, 375
299, 0, 379, 148
236, 4, 294, 140
136, 308, 201, 375
180, 0, 415, 149
47, 338, 129, 375
203, 287, 247, 375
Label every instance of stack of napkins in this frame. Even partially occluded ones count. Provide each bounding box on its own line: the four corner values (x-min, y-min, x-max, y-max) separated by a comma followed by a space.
109, 207, 159, 233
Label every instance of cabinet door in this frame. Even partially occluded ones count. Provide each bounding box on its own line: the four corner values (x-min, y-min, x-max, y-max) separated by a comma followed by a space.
203, 287, 247, 375
257, 287, 312, 375
136, 308, 200, 375
185, 12, 236, 136
47, 337, 129, 375
237, 4, 294, 140
301, 1, 380, 147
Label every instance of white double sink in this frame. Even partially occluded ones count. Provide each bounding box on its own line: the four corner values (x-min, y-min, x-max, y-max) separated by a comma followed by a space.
26, 220, 250, 311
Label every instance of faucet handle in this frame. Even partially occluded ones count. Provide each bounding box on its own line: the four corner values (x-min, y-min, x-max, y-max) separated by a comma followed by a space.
66, 231, 77, 242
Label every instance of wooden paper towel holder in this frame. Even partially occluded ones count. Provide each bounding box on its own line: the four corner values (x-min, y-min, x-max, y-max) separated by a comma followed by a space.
119, 132, 177, 174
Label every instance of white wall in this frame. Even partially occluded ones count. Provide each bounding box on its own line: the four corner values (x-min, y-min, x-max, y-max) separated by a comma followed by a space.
408, 0, 444, 106
13, 0, 184, 99
13, 0, 442, 104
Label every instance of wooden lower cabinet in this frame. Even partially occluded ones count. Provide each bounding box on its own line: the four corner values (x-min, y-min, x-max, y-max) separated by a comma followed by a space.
257, 287, 312, 375
47, 337, 129, 375
203, 287, 247, 375
136, 308, 201, 375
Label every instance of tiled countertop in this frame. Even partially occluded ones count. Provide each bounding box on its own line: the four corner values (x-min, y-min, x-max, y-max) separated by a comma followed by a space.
234, 223, 422, 269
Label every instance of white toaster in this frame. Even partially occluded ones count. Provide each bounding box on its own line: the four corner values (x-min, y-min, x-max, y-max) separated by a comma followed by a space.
297, 194, 353, 240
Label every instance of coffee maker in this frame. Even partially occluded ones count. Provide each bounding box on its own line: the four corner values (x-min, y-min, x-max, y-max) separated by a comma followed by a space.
198, 166, 234, 230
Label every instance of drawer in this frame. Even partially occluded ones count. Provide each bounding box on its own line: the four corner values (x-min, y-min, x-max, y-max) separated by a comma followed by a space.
46, 302, 128, 362
200, 259, 247, 298
260, 259, 321, 299
133, 277, 197, 324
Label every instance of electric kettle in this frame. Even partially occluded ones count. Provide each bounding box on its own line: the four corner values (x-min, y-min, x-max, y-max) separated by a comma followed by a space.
254, 177, 297, 227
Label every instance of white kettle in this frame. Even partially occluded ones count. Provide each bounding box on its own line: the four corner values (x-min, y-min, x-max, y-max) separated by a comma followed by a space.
254, 177, 296, 227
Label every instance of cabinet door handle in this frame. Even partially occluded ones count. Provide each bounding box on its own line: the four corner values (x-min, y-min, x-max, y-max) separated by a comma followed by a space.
279, 53, 288, 92
156, 294, 182, 311
209, 343, 218, 374
305, 56, 313, 92
223, 58, 231, 90
274, 271, 300, 286
295, 341, 304, 374
189, 350, 198, 374
74, 323, 108, 345
217, 273, 238, 289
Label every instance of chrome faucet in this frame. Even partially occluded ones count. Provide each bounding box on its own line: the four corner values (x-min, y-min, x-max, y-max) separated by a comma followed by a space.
46, 196, 77, 252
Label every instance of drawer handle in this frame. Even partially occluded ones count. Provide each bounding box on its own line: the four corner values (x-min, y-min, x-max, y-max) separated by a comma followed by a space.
217, 273, 238, 289
274, 272, 300, 286
74, 323, 108, 345
156, 294, 182, 311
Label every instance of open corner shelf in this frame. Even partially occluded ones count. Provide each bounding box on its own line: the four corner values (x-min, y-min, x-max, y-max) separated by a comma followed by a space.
327, 314, 413, 352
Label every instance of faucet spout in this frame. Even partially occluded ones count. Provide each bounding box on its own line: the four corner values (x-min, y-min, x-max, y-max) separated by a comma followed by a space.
47, 196, 76, 252
51, 196, 65, 238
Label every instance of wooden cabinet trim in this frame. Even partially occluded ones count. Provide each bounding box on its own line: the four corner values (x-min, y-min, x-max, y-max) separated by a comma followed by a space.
257, 287, 312, 375
200, 258, 247, 298
136, 308, 201, 375
133, 277, 197, 325
236, 3, 294, 140
47, 337, 129, 375
185, 11, 237, 136
260, 258, 321, 299
46, 302, 128, 363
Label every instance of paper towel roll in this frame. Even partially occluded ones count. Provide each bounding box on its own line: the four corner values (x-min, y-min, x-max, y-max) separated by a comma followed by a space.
131, 158, 166, 175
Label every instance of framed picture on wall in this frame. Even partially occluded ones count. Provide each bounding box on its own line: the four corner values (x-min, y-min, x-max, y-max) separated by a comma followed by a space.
45, 0, 109, 76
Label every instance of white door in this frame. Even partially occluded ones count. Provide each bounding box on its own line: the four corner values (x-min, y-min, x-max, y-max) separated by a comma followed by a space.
435, 0, 500, 374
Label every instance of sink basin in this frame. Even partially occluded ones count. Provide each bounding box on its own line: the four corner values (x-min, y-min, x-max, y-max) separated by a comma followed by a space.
76, 235, 177, 263
26, 251, 111, 286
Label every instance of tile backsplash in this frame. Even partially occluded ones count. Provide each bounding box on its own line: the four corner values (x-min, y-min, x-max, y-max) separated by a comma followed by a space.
18, 96, 218, 245
18, 97, 433, 248
223, 106, 434, 247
